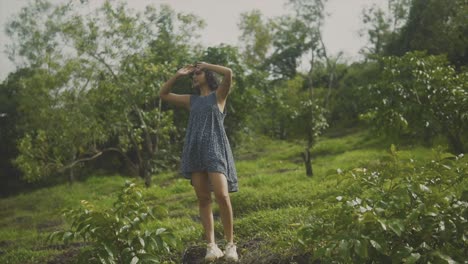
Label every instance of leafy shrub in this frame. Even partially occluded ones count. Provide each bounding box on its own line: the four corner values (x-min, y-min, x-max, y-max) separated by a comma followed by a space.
297, 145, 467, 263
47, 180, 177, 263
360, 50, 468, 154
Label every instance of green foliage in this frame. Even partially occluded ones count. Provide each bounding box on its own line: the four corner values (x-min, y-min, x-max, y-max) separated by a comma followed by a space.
297, 145, 468, 263
238, 9, 273, 67
254, 75, 328, 143
360, 0, 411, 58
387, 0, 468, 68
47, 180, 177, 263
0, 248, 58, 264
360, 50, 468, 153
291, 96, 328, 146
265, 15, 309, 79
328, 61, 380, 126
5, 0, 204, 184
3, 128, 459, 263
13, 130, 58, 182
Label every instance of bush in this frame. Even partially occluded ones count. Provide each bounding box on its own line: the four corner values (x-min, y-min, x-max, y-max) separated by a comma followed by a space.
47, 180, 177, 263
297, 145, 467, 263
360, 51, 468, 154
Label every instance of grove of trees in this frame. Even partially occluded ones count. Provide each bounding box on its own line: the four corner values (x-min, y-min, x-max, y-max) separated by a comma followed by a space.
1, 0, 466, 195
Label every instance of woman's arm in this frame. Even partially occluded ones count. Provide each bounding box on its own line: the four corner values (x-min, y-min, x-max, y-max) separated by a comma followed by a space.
196, 62, 232, 101
159, 65, 194, 110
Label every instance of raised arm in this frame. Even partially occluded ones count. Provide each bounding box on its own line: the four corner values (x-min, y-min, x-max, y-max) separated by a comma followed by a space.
159, 65, 194, 110
195, 62, 232, 101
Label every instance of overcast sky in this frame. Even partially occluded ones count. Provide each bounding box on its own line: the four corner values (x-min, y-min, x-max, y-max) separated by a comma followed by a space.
0, 0, 385, 80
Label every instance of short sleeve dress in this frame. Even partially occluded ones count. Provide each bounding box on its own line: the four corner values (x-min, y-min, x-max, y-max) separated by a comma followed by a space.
179, 90, 239, 193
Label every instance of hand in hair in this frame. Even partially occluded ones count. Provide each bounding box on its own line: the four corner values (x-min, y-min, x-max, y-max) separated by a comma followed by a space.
193, 61, 208, 70
177, 65, 195, 76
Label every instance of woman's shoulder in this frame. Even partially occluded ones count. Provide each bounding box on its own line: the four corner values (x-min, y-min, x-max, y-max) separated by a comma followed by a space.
190, 93, 200, 107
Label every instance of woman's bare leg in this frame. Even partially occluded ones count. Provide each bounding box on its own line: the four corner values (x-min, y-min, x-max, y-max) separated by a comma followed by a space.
191, 171, 215, 244
208, 172, 234, 243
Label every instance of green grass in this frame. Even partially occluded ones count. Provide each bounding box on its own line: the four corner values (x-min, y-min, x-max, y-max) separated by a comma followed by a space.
0, 128, 444, 263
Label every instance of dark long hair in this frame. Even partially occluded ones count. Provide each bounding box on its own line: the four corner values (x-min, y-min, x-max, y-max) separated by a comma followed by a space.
192, 69, 219, 94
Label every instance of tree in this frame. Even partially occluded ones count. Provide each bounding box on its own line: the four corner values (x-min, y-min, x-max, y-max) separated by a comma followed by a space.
359, 0, 411, 59
236, 2, 329, 173
237, 9, 273, 68
286, 0, 328, 95
360, 51, 468, 154
6, 0, 204, 186
287, 76, 328, 176
0, 69, 36, 196
387, 0, 468, 69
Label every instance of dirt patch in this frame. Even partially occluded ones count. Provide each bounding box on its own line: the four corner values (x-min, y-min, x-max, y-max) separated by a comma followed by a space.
47, 246, 82, 264
34, 238, 316, 264
36, 219, 63, 231
43, 242, 88, 264
35, 241, 88, 251
0, 240, 13, 248
181, 237, 280, 264
14, 215, 33, 224
272, 168, 297, 174
0, 240, 13, 255
182, 244, 206, 264
237, 152, 260, 161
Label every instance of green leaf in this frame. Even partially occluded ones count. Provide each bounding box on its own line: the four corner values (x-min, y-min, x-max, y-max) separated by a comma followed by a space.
404, 253, 421, 264
338, 239, 350, 258
47, 230, 64, 243
369, 240, 383, 253
440, 153, 456, 160
388, 220, 404, 236
122, 247, 133, 256
139, 237, 145, 247
137, 253, 160, 263
377, 218, 387, 231
154, 236, 164, 249
155, 228, 166, 235
166, 233, 177, 248
62, 231, 74, 244
102, 242, 115, 259
433, 251, 457, 264
130, 256, 139, 264
353, 239, 368, 258
419, 184, 431, 193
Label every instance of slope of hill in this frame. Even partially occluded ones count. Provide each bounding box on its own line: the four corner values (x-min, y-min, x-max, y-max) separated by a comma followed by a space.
0, 127, 454, 263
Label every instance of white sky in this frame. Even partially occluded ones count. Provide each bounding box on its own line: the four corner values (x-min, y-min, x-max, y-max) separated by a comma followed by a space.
0, 0, 385, 80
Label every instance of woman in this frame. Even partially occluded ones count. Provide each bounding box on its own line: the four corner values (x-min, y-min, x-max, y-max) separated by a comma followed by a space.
159, 62, 239, 262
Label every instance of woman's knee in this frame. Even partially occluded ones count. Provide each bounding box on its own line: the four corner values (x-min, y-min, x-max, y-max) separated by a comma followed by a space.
214, 191, 230, 206
197, 194, 212, 207
208, 172, 230, 205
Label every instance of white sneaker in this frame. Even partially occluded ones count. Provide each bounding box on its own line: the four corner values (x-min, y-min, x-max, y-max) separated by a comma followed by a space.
224, 242, 239, 262
205, 242, 224, 262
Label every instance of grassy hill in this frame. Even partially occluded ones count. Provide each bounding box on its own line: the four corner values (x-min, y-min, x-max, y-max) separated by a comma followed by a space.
0, 127, 459, 263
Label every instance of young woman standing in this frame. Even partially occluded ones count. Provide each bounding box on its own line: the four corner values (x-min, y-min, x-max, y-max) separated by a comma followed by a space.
159, 62, 239, 262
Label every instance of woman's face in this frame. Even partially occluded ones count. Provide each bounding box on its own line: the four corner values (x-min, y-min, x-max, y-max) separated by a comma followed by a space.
192, 69, 206, 88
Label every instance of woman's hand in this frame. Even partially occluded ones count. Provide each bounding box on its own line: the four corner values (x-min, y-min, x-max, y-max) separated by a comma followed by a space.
194, 61, 208, 70
176, 65, 195, 76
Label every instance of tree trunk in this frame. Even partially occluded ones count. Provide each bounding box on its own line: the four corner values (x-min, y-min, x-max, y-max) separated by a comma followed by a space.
143, 166, 151, 188
423, 128, 433, 147
303, 129, 314, 177
301, 147, 313, 177
124, 157, 139, 177
308, 52, 315, 96
68, 167, 74, 185
447, 132, 464, 155
68, 153, 76, 185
